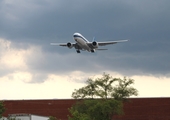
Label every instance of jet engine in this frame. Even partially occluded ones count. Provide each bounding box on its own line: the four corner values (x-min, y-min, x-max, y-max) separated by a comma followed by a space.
92, 41, 98, 48
67, 42, 73, 48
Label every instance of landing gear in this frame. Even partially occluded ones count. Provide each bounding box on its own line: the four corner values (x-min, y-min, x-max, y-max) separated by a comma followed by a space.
91, 49, 95, 53
76, 50, 81, 53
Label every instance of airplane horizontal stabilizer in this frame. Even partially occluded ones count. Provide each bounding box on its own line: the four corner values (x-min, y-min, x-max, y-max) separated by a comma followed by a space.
50, 43, 58, 45
96, 48, 108, 50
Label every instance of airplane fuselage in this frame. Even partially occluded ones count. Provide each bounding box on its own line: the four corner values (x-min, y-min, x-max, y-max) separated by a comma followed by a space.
73, 33, 92, 52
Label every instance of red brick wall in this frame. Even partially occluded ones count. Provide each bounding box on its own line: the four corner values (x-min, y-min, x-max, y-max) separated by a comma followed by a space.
113, 98, 170, 120
2, 98, 170, 120
2, 99, 77, 120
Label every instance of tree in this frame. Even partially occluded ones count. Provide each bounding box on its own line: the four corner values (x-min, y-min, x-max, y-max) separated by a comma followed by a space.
71, 73, 118, 99
112, 77, 138, 101
72, 78, 97, 99
48, 116, 60, 120
72, 73, 138, 100
94, 73, 118, 99
69, 99, 122, 120
0, 101, 5, 118
69, 73, 138, 120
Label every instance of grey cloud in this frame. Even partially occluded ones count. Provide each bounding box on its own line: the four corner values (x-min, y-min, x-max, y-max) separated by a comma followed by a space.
0, 0, 170, 82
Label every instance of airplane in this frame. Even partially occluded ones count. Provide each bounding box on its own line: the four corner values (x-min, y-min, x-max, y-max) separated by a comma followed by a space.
50, 33, 128, 53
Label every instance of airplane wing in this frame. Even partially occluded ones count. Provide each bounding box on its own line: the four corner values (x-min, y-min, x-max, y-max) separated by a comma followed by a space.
50, 43, 76, 47
97, 40, 128, 46
50, 42, 82, 50
50, 43, 69, 46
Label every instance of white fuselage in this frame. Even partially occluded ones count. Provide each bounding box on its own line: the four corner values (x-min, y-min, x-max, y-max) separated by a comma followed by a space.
73, 33, 91, 52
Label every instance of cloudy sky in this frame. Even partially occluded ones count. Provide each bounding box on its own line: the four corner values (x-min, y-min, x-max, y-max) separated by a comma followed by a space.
0, 0, 170, 99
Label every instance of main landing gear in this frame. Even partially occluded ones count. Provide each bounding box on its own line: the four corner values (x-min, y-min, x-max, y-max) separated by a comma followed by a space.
76, 50, 80, 53
91, 49, 95, 53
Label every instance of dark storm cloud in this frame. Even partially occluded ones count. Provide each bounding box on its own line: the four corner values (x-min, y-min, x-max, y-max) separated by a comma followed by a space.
0, 0, 170, 78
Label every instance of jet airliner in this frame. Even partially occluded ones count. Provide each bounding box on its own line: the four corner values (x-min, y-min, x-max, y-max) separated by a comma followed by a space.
50, 33, 128, 53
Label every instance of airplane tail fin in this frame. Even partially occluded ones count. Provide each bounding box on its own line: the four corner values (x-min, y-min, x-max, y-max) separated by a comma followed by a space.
92, 36, 95, 41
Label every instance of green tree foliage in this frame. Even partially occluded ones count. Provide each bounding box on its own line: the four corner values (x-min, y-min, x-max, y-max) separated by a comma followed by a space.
72, 73, 138, 100
69, 99, 122, 120
71, 78, 97, 99
0, 102, 5, 118
112, 77, 138, 101
94, 73, 118, 99
69, 73, 138, 120
48, 116, 60, 120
